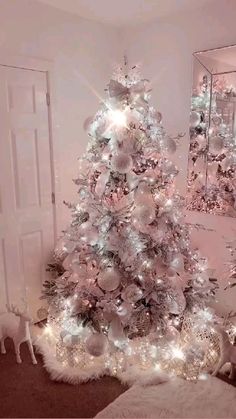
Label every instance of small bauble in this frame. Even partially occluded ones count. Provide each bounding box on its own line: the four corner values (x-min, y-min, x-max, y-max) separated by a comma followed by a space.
211, 115, 222, 126
111, 152, 133, 174
209, 136, 224, 153
62, 253, 76, 270
221, 155, 236, 171
117, 302, 132, 321
121, 284, 143, 303
165, 326, 180, 342
190, 111, 201, 128
83, 116, 94, 133
163, 138, 177, 154
207, 161, 218, 177
156, 111, 162, 123
162, 160, 177, 177
85, 333, 107, 357
61, 240, 76, 254
97, 267, 121, 291
170, 254, 185, 273
196, 134, 206, 146
54, 238, 74, 261
150, 109, 162, 123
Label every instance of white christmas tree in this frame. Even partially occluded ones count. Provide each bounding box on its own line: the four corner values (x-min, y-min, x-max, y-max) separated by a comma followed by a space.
41, 62, 219, 383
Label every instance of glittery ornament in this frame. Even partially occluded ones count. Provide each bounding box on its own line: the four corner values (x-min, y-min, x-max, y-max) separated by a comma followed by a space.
129, 310, 152, 338
121, 284, 143, 303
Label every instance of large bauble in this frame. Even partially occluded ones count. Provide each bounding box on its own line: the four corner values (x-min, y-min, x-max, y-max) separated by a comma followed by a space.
97, 267, 121, 291
111, 152, 133, 174
190, 111, 201, 128
85, 333, 107, 357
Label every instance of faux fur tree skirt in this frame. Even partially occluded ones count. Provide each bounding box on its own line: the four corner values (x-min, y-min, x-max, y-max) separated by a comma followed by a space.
35, 335, 171, 385
96, 376, 236, 418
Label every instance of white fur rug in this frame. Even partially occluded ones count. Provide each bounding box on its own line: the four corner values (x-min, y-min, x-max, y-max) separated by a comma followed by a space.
96, 376, 236, 418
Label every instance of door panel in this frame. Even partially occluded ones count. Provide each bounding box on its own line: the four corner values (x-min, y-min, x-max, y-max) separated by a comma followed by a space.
0, 65, 55, 319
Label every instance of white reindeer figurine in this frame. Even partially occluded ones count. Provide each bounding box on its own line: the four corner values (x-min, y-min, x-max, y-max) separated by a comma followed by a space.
212, 328, 236, 378
0, 303, 37, 364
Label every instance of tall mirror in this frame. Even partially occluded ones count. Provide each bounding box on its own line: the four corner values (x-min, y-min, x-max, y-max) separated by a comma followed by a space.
186, 45, 236, 217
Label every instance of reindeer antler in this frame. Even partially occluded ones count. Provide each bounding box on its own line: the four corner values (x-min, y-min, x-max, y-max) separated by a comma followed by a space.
7, 304, 22, 316
21, 296, 29, 312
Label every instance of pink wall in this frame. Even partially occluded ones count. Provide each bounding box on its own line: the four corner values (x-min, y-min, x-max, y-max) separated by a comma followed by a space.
119, 0, 236, 314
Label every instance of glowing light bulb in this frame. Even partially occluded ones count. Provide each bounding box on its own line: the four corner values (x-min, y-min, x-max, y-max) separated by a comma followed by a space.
171, 346, 185, 360
109, 109, 127, 127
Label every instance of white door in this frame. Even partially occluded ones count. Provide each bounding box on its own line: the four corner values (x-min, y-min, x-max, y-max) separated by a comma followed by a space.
0, 65, 55, 320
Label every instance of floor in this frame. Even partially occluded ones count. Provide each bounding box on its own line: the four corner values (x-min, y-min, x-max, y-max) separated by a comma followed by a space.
0, 338, 128, 418
1, 338, 235, 418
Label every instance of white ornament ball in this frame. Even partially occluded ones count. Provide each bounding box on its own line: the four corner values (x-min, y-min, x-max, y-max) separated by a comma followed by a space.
190, 111, 201, 128
98, 267, 121, 291
79, 221, 98, 245
85, 333, 107, 357
111, 152, 133, 174
133, 204, 156, 225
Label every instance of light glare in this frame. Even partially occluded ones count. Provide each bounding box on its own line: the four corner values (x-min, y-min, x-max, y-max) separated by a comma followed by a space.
109, 109, 127, 127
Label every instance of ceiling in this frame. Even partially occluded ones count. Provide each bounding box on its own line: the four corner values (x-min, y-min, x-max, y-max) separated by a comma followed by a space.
36, 0, 213, 27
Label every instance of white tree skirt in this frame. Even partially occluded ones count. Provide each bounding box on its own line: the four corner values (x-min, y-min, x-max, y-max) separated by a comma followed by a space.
96, 376, 236, 418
